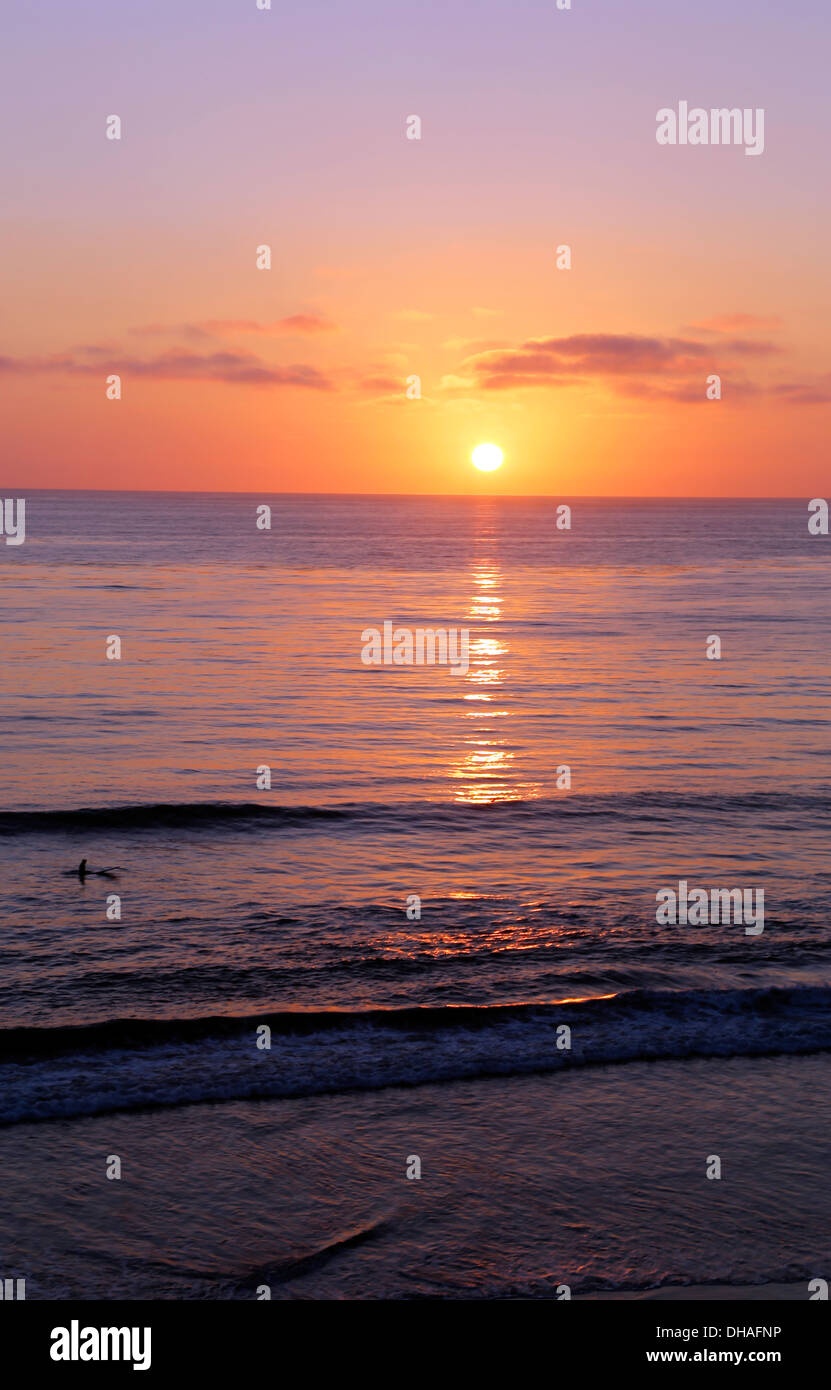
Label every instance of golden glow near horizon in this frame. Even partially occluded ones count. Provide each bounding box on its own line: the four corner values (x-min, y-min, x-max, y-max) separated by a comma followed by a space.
471, 443, 504, 472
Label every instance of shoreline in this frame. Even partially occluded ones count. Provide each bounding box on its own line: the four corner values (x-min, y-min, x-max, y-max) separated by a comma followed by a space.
1, 1056, 827, 1300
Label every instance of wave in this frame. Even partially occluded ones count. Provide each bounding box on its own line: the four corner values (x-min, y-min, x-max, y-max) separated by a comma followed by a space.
1, 985, 830, 1125
0, 802, 352, 834
3, 789, 831, 835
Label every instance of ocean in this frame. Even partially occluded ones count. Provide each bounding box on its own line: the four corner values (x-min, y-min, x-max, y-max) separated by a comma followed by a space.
1, 490, 830, 1298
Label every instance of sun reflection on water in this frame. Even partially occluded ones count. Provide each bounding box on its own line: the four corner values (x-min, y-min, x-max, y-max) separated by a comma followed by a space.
449, 557, 541, 804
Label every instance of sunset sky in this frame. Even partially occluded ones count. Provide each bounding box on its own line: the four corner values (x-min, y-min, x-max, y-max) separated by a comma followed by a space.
2, 0, 829, 495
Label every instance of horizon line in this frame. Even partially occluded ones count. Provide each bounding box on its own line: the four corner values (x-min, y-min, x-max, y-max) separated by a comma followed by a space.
1, 488, 814, 502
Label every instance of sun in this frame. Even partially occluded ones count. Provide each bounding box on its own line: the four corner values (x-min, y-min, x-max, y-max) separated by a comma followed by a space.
471, 443, 504, 472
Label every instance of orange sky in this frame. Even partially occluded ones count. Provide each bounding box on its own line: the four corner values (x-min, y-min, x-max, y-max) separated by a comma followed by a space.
2, 0, 829, 495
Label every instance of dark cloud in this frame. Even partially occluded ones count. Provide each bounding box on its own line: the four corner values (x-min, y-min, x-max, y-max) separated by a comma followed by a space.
459, 332, 784, 399
0, 348, 334, 390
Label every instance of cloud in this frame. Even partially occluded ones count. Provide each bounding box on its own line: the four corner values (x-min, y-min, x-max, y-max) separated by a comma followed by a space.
132, 315, 340, 339
458, 331, 783, 399
392, 309, 433, 322
623, 377, 761, 403
0, 347, 334, 389
686, 313, 784, 334
715, 339, 781, 357
471, 307, 503, 319
771, 376, 831, 405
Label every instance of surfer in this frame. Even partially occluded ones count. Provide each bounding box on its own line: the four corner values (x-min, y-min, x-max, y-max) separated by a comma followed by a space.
70, 860, 123, 880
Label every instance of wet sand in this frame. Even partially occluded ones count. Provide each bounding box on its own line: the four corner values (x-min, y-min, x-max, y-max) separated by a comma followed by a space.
579, 1282, 809, 1301
0, 1052, 827, 1300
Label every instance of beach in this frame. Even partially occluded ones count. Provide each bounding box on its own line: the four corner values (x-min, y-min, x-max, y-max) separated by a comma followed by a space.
0, 1051, 827, 1299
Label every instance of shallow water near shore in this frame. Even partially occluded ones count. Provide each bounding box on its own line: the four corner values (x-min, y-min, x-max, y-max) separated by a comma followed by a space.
0, 1051, 828, 1300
